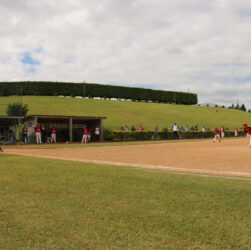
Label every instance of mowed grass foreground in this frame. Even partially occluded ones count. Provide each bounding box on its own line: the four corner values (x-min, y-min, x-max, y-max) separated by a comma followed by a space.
1, 96, 251, 129
1, 154, 251, 249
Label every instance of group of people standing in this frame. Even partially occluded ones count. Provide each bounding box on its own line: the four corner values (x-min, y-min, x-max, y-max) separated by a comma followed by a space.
121, 125, 144, 132
81, 125, 100, 143
22, 123, 100, 144
25, 123, 57, 144
213, 126, 225, 143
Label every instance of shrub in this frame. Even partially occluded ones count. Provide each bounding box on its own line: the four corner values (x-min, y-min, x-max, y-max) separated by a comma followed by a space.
103, 130, 246, 141
6, 103, 29, 116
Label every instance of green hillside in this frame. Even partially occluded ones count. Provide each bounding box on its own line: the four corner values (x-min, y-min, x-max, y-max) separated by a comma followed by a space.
0, 96, 250, 130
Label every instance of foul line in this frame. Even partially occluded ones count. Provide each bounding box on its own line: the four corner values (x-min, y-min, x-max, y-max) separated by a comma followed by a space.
4, 151, 251, 181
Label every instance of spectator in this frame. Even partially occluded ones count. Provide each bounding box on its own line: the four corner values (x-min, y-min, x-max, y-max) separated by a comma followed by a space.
95, 126, 100, 140
153, 125, 159, 139
138, 125, 144, 132
131, 125, 136, 132
172, 123, 179, 139
124, 125, 129, 131
234, 128, 238, 137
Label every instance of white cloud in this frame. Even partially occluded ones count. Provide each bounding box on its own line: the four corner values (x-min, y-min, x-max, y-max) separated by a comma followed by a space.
0, 0, 251, 107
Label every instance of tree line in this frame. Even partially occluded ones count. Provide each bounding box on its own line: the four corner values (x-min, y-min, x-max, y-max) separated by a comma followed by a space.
0, 81, 198, 105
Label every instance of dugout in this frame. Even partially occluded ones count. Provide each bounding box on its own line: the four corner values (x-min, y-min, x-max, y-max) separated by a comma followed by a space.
0, 116, 24, 135
0, 116, 24, 144
24, 115, 106, 143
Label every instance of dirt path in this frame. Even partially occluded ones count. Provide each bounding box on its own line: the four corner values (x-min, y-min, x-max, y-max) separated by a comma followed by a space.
4, 138, 251, 178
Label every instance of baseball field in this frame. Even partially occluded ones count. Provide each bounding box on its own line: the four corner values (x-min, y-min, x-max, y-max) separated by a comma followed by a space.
4, 138, 251, 178
1, 138, 251, 249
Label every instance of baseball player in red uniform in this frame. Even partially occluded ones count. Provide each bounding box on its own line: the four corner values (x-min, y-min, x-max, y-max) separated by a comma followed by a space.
51, 127, 57, 143
243, 123, 251, 147
213, 127, 221, 143
35, 123, 42, 144
220, 126, 225, 138
82, 125, 88, 144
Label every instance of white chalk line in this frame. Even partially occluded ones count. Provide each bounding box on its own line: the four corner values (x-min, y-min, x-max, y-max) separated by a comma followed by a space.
4, 151, 251, 180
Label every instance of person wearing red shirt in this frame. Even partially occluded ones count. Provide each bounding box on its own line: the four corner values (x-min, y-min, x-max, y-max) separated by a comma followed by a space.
23, 125, 29, 143
51, 127, 57, 143
220, 126, 225, 138
82, 125, 88, 144
35, 123, 42, 144
213, 127, 221, 143
243, 123, 251, 147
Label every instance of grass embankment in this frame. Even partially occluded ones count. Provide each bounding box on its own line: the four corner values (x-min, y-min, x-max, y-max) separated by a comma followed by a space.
0, 96, 251, 129
0, 154, 251, 249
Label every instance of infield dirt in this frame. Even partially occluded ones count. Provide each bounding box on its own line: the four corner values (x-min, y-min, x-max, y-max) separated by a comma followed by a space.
4, 138, 251, 178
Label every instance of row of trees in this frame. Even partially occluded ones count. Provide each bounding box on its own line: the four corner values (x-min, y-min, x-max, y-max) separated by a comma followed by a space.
228, 103, 251, 112
0, 81, 198, 105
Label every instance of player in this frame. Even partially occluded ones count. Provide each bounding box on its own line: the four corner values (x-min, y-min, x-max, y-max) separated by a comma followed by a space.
51, 127, 57, 143
35, 123, 42, 144
82, 125, 88, 144
213, 127, 221, 143
23, 125, 29, 143
243, 123, 251, 147
220, 126, 225, 138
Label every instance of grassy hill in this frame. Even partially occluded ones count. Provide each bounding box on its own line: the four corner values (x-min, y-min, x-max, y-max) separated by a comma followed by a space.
0, 96, 251, 130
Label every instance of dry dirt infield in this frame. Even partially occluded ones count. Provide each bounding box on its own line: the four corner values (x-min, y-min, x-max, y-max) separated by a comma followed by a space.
5, 138, 251, 178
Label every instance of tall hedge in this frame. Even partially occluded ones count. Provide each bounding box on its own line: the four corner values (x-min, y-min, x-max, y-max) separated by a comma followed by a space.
0, 81, 198, 105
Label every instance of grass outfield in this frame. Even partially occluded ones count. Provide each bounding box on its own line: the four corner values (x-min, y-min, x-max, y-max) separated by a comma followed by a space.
1, 96, 251, 129
0, 154, 251, 249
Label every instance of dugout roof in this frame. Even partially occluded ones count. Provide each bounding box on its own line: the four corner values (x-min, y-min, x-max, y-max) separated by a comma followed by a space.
24, 115, 106, 120
0, 116, 24, 127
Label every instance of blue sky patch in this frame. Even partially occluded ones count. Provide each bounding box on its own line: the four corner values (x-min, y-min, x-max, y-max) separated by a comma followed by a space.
21, 52, 40, 66
21, 52, 41, 74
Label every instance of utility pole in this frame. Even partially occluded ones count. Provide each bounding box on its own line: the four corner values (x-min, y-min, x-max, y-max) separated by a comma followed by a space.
83, 81, 86, 98
20, 87, 23, 117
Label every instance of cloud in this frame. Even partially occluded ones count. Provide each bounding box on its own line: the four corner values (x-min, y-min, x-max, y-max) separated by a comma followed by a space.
0, 0, 251, 106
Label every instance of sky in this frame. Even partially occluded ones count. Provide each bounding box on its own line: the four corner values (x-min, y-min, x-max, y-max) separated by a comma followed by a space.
1, 0, 251, 107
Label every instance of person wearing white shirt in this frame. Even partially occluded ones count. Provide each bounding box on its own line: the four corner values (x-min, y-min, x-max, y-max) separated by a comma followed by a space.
172, 123, 179, 139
